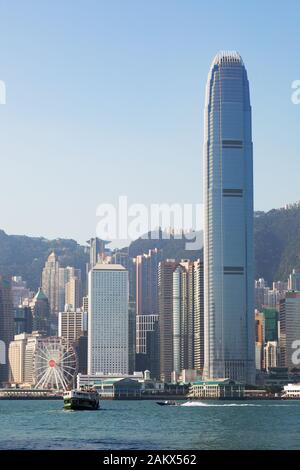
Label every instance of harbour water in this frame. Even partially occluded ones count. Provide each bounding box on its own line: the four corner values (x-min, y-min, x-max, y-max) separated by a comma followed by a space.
0, 399, 299, 450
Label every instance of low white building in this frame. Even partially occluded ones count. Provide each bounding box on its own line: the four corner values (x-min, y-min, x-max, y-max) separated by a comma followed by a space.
188, 379, 245, 399
77, 371, 164, 391
282, 383, 300, 398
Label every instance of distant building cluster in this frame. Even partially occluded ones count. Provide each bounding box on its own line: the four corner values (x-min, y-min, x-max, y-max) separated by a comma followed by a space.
1, 51, 300, 394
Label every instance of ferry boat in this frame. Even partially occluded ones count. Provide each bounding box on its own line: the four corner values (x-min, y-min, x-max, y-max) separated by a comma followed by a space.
63, 389, 100, 410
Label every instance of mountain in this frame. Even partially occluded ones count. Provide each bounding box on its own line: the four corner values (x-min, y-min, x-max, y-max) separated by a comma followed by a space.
130, 203, 300, 285
1, 202, 300, 291
0, 230, 88, 291
128, 230, 203, 261
254, 202, 300, 284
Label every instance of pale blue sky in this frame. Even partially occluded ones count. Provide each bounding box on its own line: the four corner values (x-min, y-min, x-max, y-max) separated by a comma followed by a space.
0, 0, 299, 244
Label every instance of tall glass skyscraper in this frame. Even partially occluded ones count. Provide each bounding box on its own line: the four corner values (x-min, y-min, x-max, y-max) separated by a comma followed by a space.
203, 51, 255, 384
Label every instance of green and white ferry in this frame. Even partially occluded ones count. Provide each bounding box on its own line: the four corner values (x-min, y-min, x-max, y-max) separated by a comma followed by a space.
63, 389, 100, 410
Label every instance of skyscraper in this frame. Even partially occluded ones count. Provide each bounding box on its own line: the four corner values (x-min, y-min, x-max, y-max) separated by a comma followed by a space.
88, 263, 129, 375
280, 292, 300, 370
159, 259, 177, 382
0, 277, 14, 384
172, 260, 204, 376
172, 262, 192, 374
203, 51, 255, 383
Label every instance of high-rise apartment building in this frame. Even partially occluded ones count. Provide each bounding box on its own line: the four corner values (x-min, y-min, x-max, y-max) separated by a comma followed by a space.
159, 260, 177, 382
203, 51, 255, 383
172, 260, 204, 376
88, 263, 129, 375
135, 248, 161, 316
193, 259, 204, 372
172, 262, 193, 374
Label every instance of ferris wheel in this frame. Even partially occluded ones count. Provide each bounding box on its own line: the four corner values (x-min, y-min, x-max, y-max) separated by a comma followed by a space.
34, 337, 77, 391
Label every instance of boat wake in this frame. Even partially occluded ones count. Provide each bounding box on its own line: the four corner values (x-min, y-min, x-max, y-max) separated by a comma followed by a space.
181, 402, 263, 407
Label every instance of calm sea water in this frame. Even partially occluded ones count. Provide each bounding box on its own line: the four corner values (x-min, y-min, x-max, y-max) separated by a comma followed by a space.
0, 399, 299, 450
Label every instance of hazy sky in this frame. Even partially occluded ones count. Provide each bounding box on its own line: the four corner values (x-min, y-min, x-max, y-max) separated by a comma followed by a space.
0, 0, 299, 245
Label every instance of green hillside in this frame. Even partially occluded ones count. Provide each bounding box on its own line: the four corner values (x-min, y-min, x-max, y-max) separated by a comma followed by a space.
0, 202, 300, 291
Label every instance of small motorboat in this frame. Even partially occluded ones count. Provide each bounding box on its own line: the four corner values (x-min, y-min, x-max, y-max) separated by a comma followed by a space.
156, 400, 180, 406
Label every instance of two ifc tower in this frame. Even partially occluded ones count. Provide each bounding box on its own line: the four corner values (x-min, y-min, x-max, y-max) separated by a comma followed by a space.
203, 51, 255, 384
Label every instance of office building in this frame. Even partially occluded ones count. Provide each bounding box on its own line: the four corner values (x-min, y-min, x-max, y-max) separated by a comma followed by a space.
280, 292, 300, 369
8, 333, 28, 384
88, 263, 129, 375
203, 51, 255, 383
0, 277, 14, 384
58, 306, 86, 343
